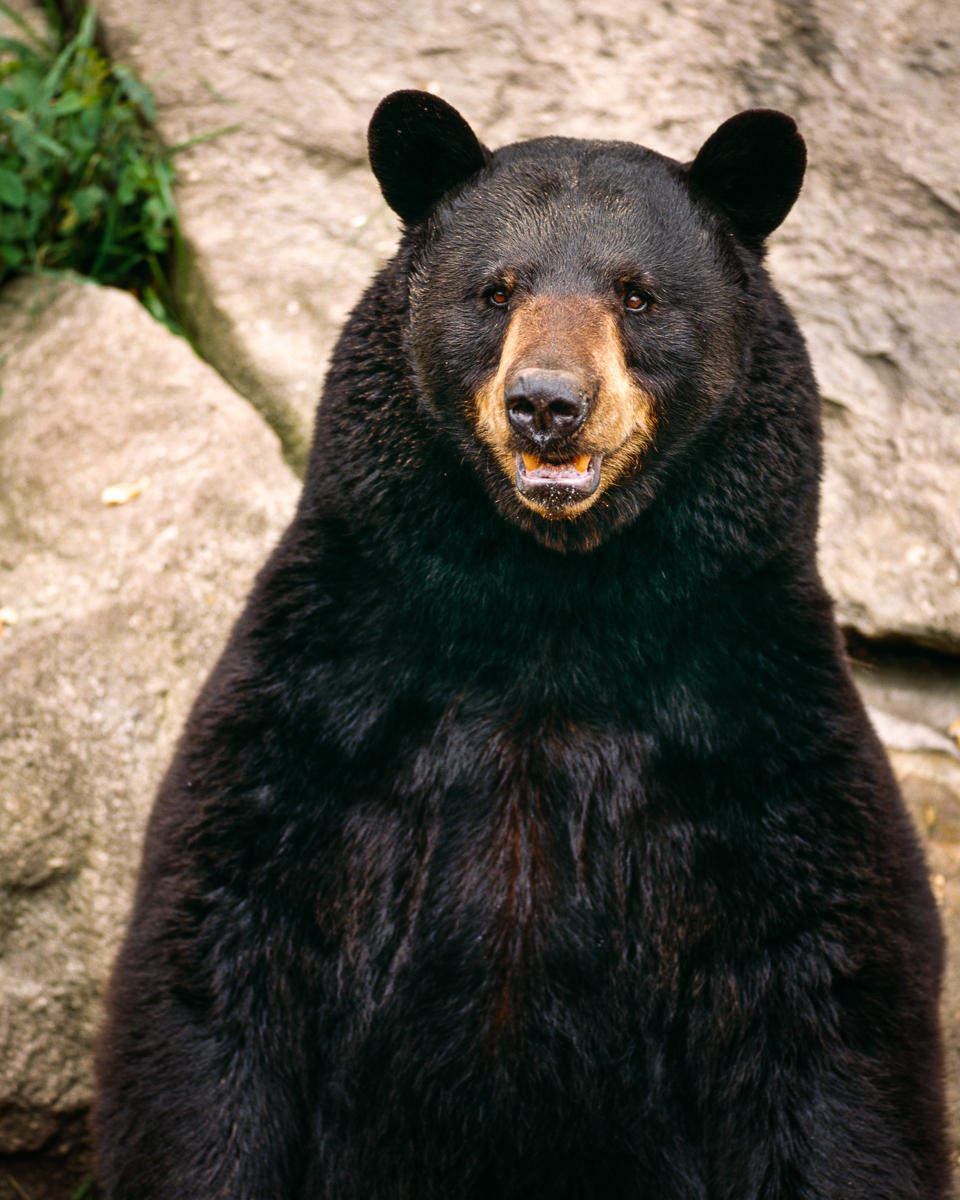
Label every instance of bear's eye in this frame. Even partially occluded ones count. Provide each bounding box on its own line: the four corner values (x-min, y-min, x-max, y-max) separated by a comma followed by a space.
623, 288, 652, 313
485, 285, 511, 308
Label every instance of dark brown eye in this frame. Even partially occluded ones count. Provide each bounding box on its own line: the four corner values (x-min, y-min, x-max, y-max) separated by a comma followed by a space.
623, 288, 651, 313
486, 286, 511, 308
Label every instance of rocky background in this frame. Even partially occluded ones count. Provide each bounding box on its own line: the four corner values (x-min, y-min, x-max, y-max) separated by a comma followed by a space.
1, 0, 958, 1195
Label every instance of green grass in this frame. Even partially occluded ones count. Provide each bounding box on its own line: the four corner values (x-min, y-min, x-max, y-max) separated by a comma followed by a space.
0, 1, 181, 328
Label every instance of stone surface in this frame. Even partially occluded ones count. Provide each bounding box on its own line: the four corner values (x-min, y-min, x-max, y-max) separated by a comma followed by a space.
2, 0, 960, 1191
0, 278, 298, 1193
91, 0, 960, 649
898, 757, 960, 1186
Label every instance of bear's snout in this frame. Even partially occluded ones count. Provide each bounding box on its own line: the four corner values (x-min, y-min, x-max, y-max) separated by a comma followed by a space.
471, 292, 657, 519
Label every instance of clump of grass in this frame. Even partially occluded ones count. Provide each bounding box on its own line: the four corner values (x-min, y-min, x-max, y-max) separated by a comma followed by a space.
0, 2, 180, 327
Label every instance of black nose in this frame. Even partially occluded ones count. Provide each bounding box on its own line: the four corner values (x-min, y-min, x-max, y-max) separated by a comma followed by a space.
505, 370, 588, 447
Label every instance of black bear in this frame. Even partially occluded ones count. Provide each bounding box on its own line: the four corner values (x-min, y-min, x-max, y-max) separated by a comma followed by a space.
94, 91, 950, 1198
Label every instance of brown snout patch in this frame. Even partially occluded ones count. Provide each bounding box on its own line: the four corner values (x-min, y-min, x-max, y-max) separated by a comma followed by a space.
471, 295, 656, 516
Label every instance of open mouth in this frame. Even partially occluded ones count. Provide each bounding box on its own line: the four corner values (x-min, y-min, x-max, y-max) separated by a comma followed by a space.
515, 452, 602, 498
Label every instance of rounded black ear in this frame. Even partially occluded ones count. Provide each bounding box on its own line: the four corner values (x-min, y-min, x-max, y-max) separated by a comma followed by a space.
368, 90, 489, 226
688, 109, 806, 243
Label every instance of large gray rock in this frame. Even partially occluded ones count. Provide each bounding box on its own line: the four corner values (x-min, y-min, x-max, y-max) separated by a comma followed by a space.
2, 0, 959, 1191
93, 0, 960, 650
0, 278, 298, 1193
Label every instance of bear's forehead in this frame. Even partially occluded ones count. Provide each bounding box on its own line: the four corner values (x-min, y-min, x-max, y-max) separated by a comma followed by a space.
429, 140, 719, 283
477, 140, 684, 218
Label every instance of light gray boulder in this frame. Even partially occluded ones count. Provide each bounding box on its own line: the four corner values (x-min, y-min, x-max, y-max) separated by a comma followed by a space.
0, 278, 298, 1184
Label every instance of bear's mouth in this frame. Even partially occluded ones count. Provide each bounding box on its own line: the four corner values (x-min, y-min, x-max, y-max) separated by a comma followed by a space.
514, 453, 602, 498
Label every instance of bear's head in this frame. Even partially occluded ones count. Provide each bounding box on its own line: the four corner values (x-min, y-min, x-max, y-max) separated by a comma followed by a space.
368, 91, 806, 553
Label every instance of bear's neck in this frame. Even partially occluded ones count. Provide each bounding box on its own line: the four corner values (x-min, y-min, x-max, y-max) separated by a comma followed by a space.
284, 449, 837, 755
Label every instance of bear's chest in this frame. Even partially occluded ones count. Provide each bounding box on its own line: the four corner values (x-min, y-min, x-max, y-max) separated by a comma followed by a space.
315, 710, 735, 1053
306, 719, 795, 1193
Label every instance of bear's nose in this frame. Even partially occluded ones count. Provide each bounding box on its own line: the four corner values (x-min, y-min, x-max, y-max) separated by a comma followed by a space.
504, 370, 588, 448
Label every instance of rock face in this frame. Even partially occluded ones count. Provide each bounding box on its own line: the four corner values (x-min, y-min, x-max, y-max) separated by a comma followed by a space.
0, 279, 298, 1195
93, 0, 960, 651
1, 0, 958, 1195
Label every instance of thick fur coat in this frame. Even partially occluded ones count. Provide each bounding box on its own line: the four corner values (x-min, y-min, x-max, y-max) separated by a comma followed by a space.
94, 93, 950, 1198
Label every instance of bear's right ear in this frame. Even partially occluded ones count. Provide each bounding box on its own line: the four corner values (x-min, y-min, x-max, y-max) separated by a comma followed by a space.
688, 109, 806, 244
368, 90, 489, 226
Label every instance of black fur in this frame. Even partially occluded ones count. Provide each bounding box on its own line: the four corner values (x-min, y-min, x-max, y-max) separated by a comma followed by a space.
368, 90, 489, 225
94, 94, 950, 1198
688, 109, 807, 244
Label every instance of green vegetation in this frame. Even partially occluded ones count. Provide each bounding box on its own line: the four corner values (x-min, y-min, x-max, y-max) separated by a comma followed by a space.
0, 2, 180, 326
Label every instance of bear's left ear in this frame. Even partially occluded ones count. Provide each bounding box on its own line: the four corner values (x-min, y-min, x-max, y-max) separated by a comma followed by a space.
688, 109, 806, 243
368, 90, 489, 226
